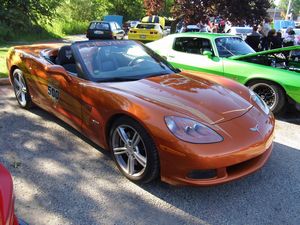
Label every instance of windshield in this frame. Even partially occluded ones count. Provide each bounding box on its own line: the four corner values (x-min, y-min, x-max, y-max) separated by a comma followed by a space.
136, 24, 156, 29
74, 40, 177, 82
90, 22, 110, 30
215, 37, 255, 57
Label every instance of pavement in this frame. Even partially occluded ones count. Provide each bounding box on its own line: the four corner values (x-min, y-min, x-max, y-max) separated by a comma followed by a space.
0, 85, 299, 225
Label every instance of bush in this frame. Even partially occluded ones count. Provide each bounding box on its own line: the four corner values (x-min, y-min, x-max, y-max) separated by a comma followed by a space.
0, 23, 14, 41
0, 22, 61, 42
0, 20, 87, 43
46, 20, 88, 36
61, 21, 88, 35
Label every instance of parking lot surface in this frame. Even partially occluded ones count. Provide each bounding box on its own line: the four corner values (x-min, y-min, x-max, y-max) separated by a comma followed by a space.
0, 85, 299, 225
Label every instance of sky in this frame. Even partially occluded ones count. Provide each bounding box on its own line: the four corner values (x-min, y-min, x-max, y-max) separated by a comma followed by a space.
274, 0, 280, 6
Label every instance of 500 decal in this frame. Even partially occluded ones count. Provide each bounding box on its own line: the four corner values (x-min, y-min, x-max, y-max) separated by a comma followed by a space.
48, 85, 60, 100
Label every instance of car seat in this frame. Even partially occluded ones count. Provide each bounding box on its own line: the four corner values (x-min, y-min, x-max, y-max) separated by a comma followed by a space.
201, 40, 212, 54
95, 47, 118, 72
55, 46, 77, 74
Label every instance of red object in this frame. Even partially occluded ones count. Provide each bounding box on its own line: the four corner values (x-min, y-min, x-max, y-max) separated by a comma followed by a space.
0, 164, 19, 225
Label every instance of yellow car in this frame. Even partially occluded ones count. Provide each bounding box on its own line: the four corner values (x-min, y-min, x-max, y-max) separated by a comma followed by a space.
128, 23, 164, 42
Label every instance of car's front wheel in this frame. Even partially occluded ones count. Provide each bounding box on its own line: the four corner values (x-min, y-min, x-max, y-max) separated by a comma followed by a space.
12, 69, 32, 109
110, 117, 160, 183
248, 80, 285, 114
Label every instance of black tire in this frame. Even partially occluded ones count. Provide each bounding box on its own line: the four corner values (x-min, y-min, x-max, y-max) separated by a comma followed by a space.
12, 69, 33, 109
109, 116, 160, 183
248, 80, 286, 115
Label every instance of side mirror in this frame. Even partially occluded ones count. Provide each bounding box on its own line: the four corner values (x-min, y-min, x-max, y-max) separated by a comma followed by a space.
45, 65, 66, 74
161, 55, 168, 60
45, 65, 72, 82
203, 50, 213, 58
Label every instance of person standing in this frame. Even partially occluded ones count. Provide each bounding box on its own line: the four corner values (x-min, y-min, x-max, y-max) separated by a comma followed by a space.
283, 29, 296, 47
245, 26, 262, 51
261, 18, 271, 50
268, 29, 283, 49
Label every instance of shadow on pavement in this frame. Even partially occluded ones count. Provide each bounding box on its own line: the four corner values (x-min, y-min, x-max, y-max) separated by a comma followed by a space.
0, 104, 203, 225
276, 104, 300, 125
139, 142, 300, 225
0, 93, 299, 225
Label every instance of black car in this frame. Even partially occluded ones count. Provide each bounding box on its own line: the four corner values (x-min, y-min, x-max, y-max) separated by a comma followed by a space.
86, 21, 125, 40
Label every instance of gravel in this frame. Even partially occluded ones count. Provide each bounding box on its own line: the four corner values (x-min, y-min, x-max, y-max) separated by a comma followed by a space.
0, 86, 299, 225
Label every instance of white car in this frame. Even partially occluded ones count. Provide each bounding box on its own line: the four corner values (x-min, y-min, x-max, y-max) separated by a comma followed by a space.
226, 27, 253, 40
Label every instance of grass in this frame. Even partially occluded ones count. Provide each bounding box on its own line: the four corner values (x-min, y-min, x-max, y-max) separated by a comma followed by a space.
0, 25, 62, 79
0, 43, 12, 78
0, 20, 88, 78
46, 20, 88, 36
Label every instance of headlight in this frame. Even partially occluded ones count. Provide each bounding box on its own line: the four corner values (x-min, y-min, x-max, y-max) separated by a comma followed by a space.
165, 116, 223, 144
249, 89, 270, 114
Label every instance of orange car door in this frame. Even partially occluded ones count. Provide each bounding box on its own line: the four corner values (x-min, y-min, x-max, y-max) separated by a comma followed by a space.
26, 59, 55, 113
46, 68, 83, 132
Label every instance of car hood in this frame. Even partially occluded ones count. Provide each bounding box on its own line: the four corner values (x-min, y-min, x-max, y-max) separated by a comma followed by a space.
230, 45, 300, 60
105, 73, 252, 125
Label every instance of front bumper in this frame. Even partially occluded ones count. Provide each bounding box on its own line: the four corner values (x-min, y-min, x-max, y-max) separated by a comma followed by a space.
157, 107, 275, 186
161, 143, 273, 186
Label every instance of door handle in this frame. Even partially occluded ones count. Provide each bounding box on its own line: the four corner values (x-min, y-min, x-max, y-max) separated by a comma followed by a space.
168, 55, 175, 58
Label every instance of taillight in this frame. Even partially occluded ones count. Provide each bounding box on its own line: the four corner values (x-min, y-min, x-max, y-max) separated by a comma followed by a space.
150, 32, 153, 34
154, 32, 158, 34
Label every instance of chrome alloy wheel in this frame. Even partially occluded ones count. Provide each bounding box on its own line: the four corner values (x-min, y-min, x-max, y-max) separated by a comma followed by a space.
112, 125, 147, 177
13, 70, 28, 107
250, 83, 277, 110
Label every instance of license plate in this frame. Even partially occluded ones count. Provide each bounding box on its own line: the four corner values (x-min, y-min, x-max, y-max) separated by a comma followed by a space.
140, 35, 146, 39
94, 30, 104, 34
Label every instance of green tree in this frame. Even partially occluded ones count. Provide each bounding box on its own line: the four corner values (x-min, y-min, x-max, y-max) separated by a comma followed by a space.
163, 0, 175, 17
0, 0, 61, 29
279, 0, 300, 19
107, 0, 145, 21
59, 0, 109, 22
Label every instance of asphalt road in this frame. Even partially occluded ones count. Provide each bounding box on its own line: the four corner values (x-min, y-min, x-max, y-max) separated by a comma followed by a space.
0, 85, 299, 225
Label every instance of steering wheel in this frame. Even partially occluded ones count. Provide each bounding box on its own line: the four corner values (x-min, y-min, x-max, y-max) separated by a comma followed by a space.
128, 56, 149, 66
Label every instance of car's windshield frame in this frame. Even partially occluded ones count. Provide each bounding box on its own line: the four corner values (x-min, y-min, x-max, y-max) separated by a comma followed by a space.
215, 36, 255, 58
71, 40, 179, 82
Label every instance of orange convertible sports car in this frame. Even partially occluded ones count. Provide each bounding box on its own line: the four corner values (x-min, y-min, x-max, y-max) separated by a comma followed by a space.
6, 40, 275, 186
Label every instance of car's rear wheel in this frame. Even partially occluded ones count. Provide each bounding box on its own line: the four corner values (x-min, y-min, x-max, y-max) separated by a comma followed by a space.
110, 117, 159, 183
12, 69, 32, 109
248, 80, 285, 114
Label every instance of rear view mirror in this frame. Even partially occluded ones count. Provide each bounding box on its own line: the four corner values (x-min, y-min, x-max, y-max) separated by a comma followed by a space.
203, 50, 213, 58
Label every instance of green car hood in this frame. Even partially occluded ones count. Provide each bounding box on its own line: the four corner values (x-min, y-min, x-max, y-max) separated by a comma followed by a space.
230, 46, 300, 60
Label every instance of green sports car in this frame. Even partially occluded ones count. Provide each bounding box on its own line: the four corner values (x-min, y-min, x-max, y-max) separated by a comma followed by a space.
146, 33, 300, 114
